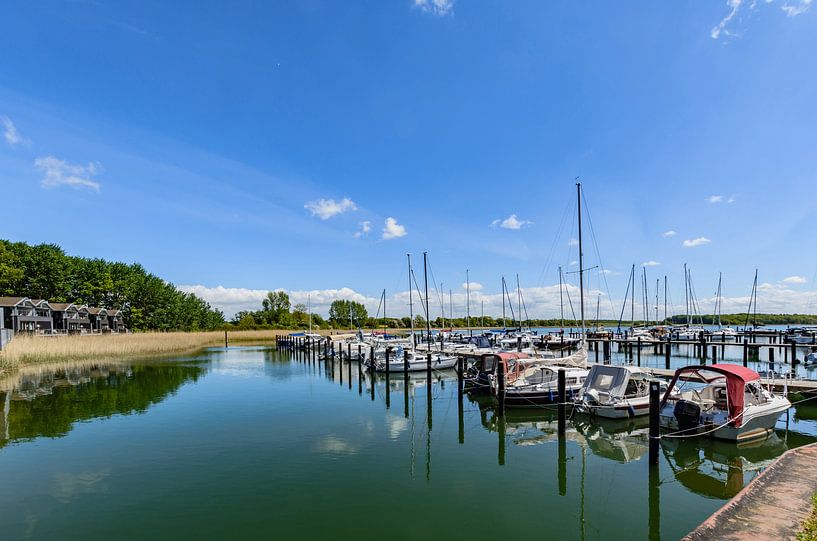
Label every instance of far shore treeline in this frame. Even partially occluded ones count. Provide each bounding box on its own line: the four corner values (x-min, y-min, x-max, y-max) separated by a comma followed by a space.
0, 240, 225, 331
229, 291, 817, 330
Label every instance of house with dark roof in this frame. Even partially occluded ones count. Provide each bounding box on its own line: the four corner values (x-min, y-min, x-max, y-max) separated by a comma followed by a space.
87, 307, 109, 333
75, 305, 93, 333
107, 309, 125, 333
50, 303, 87, 333
0, 297, 53, 333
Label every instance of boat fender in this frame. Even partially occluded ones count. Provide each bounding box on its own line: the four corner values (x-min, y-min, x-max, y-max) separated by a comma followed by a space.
627, 405, 635, 418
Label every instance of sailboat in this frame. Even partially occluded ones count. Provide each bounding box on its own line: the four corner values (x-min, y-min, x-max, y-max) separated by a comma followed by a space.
499, 182, 589, 407
374, 253, 457, 372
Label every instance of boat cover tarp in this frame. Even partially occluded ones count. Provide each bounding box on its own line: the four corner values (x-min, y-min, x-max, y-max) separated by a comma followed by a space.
665, 364, 760, 428
583, 365, 634, 399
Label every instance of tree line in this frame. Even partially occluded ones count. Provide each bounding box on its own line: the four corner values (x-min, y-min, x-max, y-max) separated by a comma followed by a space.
0, 240, 225, 331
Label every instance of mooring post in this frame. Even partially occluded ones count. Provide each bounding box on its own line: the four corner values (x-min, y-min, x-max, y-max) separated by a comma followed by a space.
457, 357, 464, 444
637, 337, 642, 367
358, 350, 363, 395
370, 346, 376, 373
347, 353, 352, 389
426, 352, 432, 381
604, 338, 611, 363
558, 430, 566, 496
792, 341, 798, 365
557, 369, 566, 436
517, 336, 522, 353
649, 380, 660, 465
224, 330, 228, 348
385, 348, 391, 409
497, 359, 506, 418
347, 343, 351, 363
403, 351, 410, 419
743, 339, 749, 367
594, 343, 599, 364
769, 346, 775, 365
664, 336, 671, 371
711, 345, 717, 362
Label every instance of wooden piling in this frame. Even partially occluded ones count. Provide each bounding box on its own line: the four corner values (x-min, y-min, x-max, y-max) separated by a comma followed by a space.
649, 380, 660, 465
637, 337, 641, 367
497, 359, 506, 418
224, 330, 228, 348
457, 357, 464, 444
664, 336, 671, 370
743, 339, 749, 367
557, 369, 566, 436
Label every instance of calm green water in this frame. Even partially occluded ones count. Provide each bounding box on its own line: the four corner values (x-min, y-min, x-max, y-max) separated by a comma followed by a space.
1, 346, 816, 540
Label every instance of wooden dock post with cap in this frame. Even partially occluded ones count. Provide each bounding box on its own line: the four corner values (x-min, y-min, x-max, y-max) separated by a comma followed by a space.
557, 369, 566, 436
649, 380, 660, 465
497, 359, 506, 418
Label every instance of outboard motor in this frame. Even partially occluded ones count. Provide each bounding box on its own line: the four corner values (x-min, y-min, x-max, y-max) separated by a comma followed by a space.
673, 400, 702, 432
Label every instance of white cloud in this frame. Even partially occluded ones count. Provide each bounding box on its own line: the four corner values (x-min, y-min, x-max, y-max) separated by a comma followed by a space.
662, 230, 676, 238
642, 260, 661, 267
782, 0, 812, 16
1, 116, 26, 146
182, 280, 817, 322
682, 237, 712, 248
492, 214, 532, 230
567, 238, 579, 246
706, 195, 724, 204
711, 0, 810, 40
35, 156, 101, 191
381, 217, 407, 240
727, 194, 737, 203
304, 197, 357, 220
711, 0, 743, 39
461, 281, 483, 291
353, 221, 371, 238
414, 0, 454, 16
782, 275, 807, 284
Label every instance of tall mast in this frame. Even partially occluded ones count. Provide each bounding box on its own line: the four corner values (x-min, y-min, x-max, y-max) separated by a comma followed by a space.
663, 275, 668, 323
423, 252, 431, 346
684, 263, 690, 326
308, 294, 312, 334
516, 273, 522, 330
449, 288, 453, 331
501, 276, 507, 330
577, 181, 586, 343
716, 272, 723, 329
408, 254, 415, 347
630, 264, 635, 329
466, 269, 471, 337
559, 266, 565, 333
383, 289, 387, 336
440, 281, 445, 329
655, 278, 659, 325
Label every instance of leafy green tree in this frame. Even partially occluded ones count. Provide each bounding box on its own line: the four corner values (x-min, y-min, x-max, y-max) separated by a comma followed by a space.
328, 300, 368, 328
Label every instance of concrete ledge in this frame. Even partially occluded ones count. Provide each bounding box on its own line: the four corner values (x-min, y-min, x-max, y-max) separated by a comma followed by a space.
684, 442, 817, 540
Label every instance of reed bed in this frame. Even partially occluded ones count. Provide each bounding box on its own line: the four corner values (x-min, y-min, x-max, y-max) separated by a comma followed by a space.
0, 330, 289, 373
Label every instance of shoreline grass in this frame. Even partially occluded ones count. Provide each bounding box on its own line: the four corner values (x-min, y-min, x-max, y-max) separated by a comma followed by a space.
0, 330, 295, 374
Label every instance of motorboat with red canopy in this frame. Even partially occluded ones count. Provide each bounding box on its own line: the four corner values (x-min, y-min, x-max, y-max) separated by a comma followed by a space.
659, 364, 790, 442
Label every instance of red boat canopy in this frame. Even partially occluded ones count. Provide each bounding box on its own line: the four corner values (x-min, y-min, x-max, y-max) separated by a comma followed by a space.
661, 364, 761, 428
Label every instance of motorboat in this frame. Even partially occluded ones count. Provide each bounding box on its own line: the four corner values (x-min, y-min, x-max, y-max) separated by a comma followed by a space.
373, 347, 457, 372
675, 327, 706, 341
659, 364, 790, 442
576, 365, 669, 419
464, 352, 531, 394
496, 348, 589, 407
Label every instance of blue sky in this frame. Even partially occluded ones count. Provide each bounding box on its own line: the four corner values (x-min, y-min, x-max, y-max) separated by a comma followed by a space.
1, 0, 816, 319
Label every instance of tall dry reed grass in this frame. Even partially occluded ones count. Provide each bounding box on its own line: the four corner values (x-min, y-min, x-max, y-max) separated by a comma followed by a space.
0, 330, 288, 372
